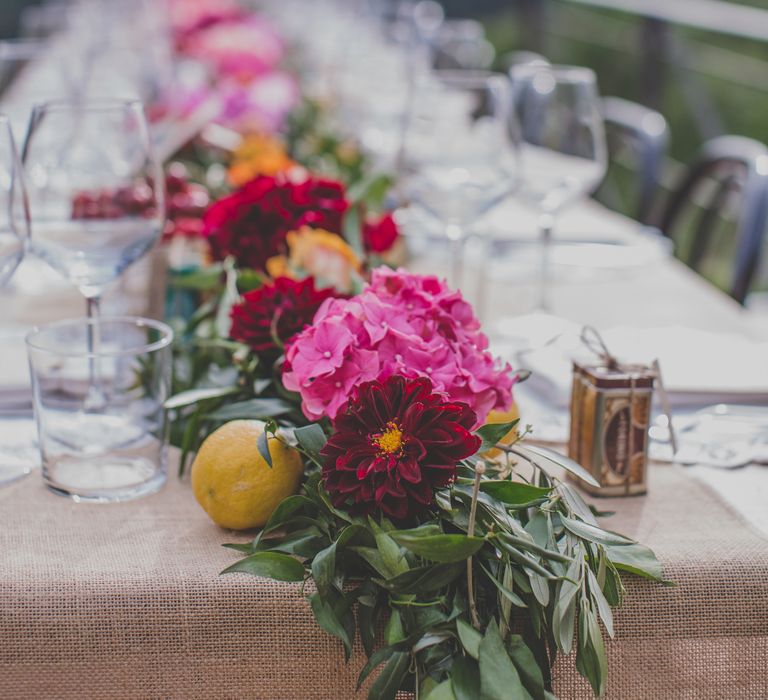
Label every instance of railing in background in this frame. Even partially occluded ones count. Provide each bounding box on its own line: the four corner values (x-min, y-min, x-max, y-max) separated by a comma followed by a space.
510, 0, 768, 151
498, 0, 768, 299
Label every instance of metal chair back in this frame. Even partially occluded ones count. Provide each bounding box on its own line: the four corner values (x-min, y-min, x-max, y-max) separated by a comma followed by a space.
601, 96, 669, 225
658, 135, 768, 304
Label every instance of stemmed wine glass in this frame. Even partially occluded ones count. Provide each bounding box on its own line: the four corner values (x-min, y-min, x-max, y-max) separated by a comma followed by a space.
401, 71, 518, 294
0, 114, 28, 287
509, 64, 607, 311
0, 113, 32, 487
22, 98, 164, 405
23, 99, 164, 319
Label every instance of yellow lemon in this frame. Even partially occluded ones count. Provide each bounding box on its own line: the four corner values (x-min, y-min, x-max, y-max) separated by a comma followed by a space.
191, 420, 304, 530
482, 403, 521, 461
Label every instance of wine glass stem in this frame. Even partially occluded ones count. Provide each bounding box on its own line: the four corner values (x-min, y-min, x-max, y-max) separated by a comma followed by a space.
446, 223, 464, 290
537, 213, 555, 312
84, 295, 104, 411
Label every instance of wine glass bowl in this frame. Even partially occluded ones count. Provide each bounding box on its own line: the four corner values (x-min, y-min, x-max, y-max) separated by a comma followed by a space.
509, 64, 607, 310
401, 70, 518, 287
512, 65, 606, 214
22, 98, 164, 308
0, 114, 28, 287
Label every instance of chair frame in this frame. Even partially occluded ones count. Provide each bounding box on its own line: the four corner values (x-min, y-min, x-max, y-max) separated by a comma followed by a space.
658, 135, 768, 304
601, 96, 669, 225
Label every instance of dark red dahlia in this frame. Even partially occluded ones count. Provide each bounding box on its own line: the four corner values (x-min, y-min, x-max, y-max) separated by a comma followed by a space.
363, 212, 399, 254
321, 375, 481, 521
203, 174, 349, 271
230, 276, 338, 361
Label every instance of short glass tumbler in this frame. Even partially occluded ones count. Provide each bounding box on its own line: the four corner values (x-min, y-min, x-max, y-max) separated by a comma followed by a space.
26, 317, 173, 502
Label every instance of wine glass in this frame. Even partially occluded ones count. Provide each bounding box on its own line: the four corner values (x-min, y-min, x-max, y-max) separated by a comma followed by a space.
510, 64, 607, 311
22, 98, 164, 319
22, 99, 164, 406
0, 113, 32, 487
0, 114, 28, 287
401, 71, 518, 293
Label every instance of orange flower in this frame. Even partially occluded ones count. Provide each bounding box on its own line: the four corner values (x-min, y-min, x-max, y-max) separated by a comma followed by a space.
267, 226, 362, 293
227, 133, 296, 186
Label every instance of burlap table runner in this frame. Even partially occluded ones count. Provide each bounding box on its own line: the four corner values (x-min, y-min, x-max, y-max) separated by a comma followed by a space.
1, 460, 767, 699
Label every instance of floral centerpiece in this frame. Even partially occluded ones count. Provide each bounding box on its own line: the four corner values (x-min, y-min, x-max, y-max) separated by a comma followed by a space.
160, 5, 665, 699
168, 258, 664, 699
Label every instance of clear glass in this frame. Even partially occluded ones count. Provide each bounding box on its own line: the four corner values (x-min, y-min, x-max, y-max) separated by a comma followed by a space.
401, 71, 518, 292
22, 98, 165, 313
0, 114, 28, 287
26, 316, 173, 502
510, 64, 607, 310
0, 114, 32, 487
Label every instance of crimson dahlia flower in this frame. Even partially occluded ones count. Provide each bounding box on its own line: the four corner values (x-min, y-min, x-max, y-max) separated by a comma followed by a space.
230, 276, 338, 361
321, 375, 481, 521
203, 174, 349, 271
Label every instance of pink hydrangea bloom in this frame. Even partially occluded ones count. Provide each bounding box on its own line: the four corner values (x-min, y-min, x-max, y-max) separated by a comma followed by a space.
283, 268, 515, 425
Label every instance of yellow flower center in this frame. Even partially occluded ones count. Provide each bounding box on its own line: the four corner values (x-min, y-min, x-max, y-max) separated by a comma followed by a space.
374, 422, 404, 455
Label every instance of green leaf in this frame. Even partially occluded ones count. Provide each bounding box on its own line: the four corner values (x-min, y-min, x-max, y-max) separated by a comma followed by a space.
358, 589, 379, 656
479, 619, 530, 700
476, 420, 519, 452
390, 532, 485, 563
257, 429, 273, 468
347, 172, 394, 208
221, 552, 305, 581
261, 495, 316, 534
499, 533, 571, 563
527, 571, 550, 607
425, 679, 457, 700
262, 527, 326, 558
350, 546, 395, 578
164, 385, 239, 409
478, 563, 527, 609
451, 656, 480, 700
588, 568, 615, 638
343, 205, 364, 259
311, 542, 337, 598
206, 398, 294, 421
456, 618, 482, 660
606, 542, 666, 582
576, 603, 607, 696
221, 542, 252, 553
497, 540, 558, 581
557, 482, 599, 526
456, 618, 483, 660
512, 444, 600, 488
381, 563, 464, 593
480, 481, 551, 507
294, 423, 328, 455
560, 515, 635, 547
602, 562, 623, 606
367, 651, 409, 700
507, 635, 546, 700
552, 556, 581, 654
376, 531, 410, 577
336, 523, 374, 549
309, 592, 352, 660
384, 610, 405, 645
168, 263, 224, 290
357, 643, 396, 689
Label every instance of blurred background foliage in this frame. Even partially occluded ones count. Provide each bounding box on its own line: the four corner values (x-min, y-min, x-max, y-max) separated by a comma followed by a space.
446, 0, 768, 165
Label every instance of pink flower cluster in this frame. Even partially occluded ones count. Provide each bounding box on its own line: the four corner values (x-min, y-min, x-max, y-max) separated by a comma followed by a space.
283, 268, 515, 426
170, 2, 298, 133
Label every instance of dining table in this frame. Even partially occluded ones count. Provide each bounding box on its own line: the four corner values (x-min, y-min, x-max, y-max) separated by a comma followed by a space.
2, 192, 767, 699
